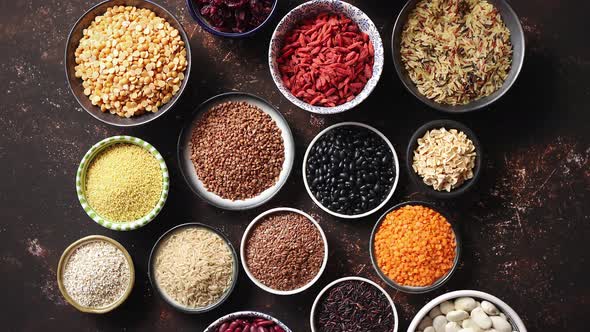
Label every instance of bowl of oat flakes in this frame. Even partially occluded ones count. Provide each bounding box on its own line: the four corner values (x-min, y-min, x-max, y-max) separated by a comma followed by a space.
406, 120, 482, 198
65, 0, 191, 126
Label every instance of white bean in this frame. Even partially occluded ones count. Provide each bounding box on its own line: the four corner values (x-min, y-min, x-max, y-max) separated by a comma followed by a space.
454, 297, 478, 312
499, 313, 507, 320
481, 301, 500, 316
447, 310, 469, 322
440, 301, 455, 314
471, 307, 492, 329
418, 316, 433, 330
445, 321, 461, 332
462, 319, 482, 332
490, 316, 512, 332
433, 315, 449, 332
424, 327, 436, 332
430, 306, 443, 318
458, 329, 476, 332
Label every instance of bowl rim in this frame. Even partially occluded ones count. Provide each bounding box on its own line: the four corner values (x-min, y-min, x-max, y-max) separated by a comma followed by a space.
407, 289, 528, 332
309, 276, 399, 332
76, 135, 169, 231
204, 310, 292, 332
369, 200, 462, 294
185, 0, 279, 38
147, 222, 239, 314
391, 0, 525, 113
268, 0, 384, 114
302, 122, 400, 219
64, 0, 192, 127
405, 119, 483, 198
57, 235, 135, 313
177, 91, 295, 210
240, 207, 329, 295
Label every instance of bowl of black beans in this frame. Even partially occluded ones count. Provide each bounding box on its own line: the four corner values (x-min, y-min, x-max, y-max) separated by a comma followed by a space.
303, 122, 399, 219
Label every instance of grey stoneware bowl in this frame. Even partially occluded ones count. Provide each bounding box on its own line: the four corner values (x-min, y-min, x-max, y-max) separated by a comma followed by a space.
369, 201, 462, 294
177, 92, 295, 211
406, 119, 482, 199
65, 0, 192, 127
392, 0, 525, 113
204, 311, 292, 332
148, 223, 239, 314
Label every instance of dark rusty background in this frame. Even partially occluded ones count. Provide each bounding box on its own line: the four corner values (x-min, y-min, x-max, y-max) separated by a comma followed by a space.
1, 0, 589, 331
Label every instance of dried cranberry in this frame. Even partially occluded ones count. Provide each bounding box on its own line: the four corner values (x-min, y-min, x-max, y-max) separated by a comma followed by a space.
194, 0, 274, 33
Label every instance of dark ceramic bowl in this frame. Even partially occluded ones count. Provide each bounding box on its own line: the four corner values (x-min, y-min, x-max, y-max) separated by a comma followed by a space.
65, 0, 192, 127
186, 0, 278, 38
406, 119, 482, 198
204, 311, 292, 332
369, 201, 462, 294
148, 223, 238, 314
392, 0, 525, 113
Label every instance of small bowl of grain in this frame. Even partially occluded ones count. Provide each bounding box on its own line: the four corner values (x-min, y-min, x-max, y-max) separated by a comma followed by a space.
406, 119, 482, 198
148, 223, 239, 314
240, 207, 328, 295
269, 0, 384, 114
65, 0, 191, 126
392, 0, 525, 113
76, 135, 169, 231
57, 235, 135, 313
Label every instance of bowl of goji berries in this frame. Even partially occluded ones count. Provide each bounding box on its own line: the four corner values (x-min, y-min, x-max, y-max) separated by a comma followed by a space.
269, 0, 384, 114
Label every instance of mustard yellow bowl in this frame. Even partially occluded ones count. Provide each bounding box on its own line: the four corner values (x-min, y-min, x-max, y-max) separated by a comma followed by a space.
57, 235, 135, 313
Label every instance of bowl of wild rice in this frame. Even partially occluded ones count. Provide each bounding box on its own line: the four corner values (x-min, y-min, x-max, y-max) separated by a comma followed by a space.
392, 0, 525, 113
148, 223, 238, 313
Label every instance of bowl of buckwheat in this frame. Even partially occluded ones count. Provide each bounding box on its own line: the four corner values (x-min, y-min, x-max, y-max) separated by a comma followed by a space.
65, 0, 191, 127
406, 120, 482, 198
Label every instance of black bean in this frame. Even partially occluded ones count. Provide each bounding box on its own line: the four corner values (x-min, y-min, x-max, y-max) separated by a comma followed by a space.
306, 125, 396, 215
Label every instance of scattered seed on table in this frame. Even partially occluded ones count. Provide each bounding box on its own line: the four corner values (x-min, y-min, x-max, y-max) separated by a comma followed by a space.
190, 101, 285, 201
306, 125, 395, 215
245, 211, 325, 291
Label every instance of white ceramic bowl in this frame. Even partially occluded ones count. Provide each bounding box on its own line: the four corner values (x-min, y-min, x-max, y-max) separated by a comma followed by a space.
408, 290, 527, 332
178, 92, 295, 210
303, 122, 400, 219
240, 207, 328, 295
269, 0, 384, 114
310, 276, 399, 332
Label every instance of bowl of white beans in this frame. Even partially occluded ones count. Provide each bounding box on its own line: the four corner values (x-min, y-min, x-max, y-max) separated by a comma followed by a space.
408, 290, 527, 332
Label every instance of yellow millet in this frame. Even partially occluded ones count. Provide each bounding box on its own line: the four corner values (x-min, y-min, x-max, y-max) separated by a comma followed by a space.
85, 143, 163, 222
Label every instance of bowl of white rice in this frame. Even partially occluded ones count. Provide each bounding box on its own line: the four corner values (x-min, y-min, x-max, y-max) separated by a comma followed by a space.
392, 0, 525, 113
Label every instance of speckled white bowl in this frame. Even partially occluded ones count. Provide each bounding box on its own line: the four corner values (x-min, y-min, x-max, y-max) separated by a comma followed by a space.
408, 290, 527, 332
269, 0, 384, 114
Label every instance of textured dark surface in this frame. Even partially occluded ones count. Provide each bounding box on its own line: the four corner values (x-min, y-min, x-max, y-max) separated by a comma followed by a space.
1, 0, 589, 331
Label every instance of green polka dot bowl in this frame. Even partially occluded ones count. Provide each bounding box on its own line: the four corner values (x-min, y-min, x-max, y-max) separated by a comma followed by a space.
76, 136, 169, 231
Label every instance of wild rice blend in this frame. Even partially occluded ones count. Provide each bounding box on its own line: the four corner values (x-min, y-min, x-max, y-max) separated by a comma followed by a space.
401, 0, 512, 105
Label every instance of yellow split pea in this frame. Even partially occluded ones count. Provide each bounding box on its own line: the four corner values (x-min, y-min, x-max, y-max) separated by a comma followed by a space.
85, 143, 162, 222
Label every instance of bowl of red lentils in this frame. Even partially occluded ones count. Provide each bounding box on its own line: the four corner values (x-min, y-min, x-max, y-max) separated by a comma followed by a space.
269, 0, 384, 114
369, 201, 461, 293
76, 136, 169, 231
